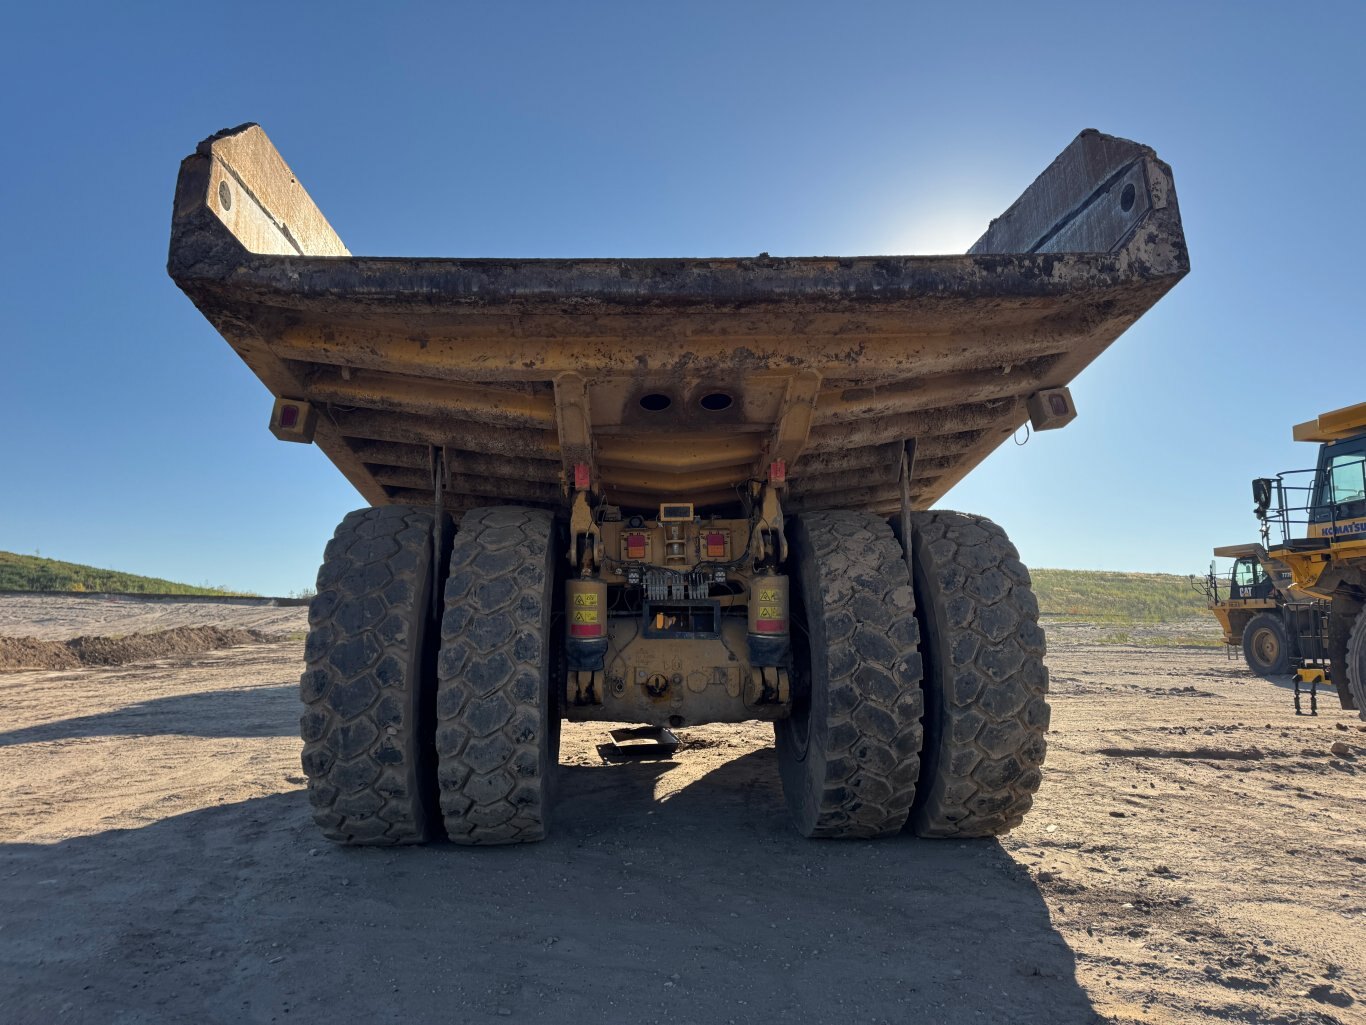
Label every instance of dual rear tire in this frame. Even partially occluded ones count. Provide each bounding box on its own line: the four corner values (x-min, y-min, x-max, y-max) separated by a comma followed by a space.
301, 505, 558, 846
300, 503, 1051, 844
775, 509, 1049, 838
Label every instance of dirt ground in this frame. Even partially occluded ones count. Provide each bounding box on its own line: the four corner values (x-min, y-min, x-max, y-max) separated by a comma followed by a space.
0, 594, 306, 641
1, 597, 1363, 1025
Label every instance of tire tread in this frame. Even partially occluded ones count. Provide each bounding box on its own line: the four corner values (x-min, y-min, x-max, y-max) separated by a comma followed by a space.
909, 510, 1048, 838
779, 511, 924, 838
300, 505, 437, 845
436, 506, 557, 845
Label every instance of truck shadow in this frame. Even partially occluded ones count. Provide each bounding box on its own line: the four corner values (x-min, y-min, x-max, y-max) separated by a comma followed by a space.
0, 684, 299, 747
1, 747, 1099, 1024
552, 749, 1096, 1021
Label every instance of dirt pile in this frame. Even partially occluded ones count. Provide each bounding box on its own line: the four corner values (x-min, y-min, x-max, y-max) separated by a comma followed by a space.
0, 626, 282, 672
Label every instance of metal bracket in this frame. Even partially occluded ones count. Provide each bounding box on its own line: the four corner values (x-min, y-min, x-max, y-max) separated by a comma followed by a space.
751, 477, 788, 565
568, 489, 601, 571
744, 666, 790, 706
758, 370, 820, 481
554, 372, 594, 491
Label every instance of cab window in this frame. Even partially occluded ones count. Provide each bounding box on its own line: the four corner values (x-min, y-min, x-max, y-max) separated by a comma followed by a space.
1327, 452, 1366, 505
1230, 558, 1267, 598
1311, 437, 1366, 521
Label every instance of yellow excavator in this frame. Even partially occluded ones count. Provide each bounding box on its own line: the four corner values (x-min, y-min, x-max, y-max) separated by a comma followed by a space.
1247, 401, 1366, 713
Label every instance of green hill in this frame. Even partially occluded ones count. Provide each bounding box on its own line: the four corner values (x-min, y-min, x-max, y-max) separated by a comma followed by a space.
1030, 568, 1207, 623
0, 552, 250, 596
0, 549, 1203, 621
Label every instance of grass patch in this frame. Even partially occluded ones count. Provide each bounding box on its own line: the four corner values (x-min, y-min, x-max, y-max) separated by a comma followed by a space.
0, 552, 252, 596
1031, 569, 1208, 624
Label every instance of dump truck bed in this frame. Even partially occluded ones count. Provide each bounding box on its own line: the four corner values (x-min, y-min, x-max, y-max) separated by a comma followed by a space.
169, 125, 1187, 516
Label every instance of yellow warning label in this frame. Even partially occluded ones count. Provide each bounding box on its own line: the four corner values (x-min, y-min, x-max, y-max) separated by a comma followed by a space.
758, 606, 783, 619
572, 609, 599, 624
759, 589, 782, 602
572, 593, 599, 607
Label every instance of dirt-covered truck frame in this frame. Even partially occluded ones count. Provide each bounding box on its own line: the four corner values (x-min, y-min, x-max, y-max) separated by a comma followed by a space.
169, 124, 1188, 844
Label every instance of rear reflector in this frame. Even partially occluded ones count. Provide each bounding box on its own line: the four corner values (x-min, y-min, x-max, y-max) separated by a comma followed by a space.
269, 396, 317, 444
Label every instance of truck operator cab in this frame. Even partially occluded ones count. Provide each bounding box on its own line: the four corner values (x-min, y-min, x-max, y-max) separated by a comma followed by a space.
1308, 434, 1366, 540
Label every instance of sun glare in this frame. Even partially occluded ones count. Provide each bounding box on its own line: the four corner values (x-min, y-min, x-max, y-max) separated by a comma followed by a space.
885, 203, 996, 255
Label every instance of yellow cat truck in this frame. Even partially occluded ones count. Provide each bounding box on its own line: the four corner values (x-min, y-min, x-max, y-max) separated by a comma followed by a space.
1204, 543, 1325, 676
1252, 402, 1366, 713
168, 124, 1188, 846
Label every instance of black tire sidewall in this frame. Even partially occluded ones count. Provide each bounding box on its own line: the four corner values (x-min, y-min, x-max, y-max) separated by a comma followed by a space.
1346, 609, 1366, 714
1242, 612, 1290, 677
775, 515, 832, 831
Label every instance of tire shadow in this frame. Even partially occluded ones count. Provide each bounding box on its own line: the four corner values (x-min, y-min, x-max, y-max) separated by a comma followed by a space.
1, 747, 1098, 1025
0, 684, 299, 746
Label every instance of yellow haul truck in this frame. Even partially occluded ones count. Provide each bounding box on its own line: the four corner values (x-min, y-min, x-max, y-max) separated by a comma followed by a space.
169, 124, 1188, 845
1251, 403, 1366, 713
1204, 543, 1327, 678
1202, 544, 1333, 711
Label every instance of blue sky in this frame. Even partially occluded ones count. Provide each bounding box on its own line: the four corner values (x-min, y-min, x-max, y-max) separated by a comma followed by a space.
2, 1, 1363, 595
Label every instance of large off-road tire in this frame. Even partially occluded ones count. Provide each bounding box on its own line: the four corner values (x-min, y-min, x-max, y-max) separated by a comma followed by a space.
299, 506, 445, 845
1345, 606, 1366, 717
435, 507, 561, 845
1242, 612, 1290, 677
904, 510, 1049, 838
775, 511, 924, 839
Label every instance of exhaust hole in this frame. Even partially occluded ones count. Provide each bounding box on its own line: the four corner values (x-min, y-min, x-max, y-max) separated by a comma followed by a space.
1120, 182, 1136, 213
699, 392, 734, 412
639, 393, 672, 412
